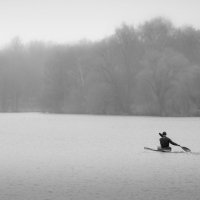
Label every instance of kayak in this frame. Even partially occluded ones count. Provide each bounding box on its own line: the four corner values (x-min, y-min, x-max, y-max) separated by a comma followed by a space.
144, 147, 185, 153
144, 147, 171, 152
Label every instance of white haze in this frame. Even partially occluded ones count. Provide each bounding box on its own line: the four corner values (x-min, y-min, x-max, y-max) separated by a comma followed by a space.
0, 0, 200, 47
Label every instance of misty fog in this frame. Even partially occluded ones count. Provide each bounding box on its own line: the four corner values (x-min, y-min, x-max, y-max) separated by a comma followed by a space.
0, 18, 200, 116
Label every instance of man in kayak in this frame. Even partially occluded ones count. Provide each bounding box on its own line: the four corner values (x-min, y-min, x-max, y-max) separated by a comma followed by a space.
158, 132, 180, 151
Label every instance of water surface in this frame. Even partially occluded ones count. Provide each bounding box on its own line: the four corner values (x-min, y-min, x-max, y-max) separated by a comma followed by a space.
0, 114, 199, 200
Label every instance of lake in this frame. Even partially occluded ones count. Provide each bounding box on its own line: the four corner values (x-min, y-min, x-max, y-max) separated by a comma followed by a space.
0, 113, 199, 200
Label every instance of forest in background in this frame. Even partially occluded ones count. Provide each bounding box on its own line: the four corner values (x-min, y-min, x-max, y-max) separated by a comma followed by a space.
0, 18, 200, 116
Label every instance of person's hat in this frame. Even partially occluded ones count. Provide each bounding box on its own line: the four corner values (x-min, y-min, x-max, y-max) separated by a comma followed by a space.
162, 132, 167, 136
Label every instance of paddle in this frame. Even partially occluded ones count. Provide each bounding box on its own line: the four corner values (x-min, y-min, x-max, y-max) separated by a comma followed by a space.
179, 146, 191, 152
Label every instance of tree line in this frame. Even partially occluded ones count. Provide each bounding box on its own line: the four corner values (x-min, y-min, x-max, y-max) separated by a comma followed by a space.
0, 17, 200, 116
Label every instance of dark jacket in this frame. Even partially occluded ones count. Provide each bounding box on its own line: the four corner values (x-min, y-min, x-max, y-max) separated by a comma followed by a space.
159, 133, 179, 148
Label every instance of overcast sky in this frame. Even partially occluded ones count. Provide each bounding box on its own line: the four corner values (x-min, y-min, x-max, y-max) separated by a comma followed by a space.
0, 0, 200, 47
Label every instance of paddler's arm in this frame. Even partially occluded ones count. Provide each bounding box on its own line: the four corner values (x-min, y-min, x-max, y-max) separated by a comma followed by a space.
169, 139, 180, 146
159, 133, 163, 137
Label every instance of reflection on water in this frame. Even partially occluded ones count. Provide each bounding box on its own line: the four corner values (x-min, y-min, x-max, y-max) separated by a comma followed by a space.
187, 152, 200, 155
